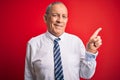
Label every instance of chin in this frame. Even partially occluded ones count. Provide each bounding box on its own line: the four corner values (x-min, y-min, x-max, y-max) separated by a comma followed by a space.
54, 32, 63, 37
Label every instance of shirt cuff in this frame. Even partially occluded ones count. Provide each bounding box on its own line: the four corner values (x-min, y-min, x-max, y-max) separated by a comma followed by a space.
85, 51, 98, 61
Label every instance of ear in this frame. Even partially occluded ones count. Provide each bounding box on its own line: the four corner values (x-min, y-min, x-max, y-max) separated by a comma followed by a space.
43, 14, 47, 23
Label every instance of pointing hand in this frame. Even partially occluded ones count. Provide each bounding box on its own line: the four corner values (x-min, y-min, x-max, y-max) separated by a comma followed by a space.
86, 28, 102, 53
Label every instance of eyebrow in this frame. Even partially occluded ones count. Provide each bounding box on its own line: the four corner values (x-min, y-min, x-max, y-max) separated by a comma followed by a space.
50, 13, 67, 15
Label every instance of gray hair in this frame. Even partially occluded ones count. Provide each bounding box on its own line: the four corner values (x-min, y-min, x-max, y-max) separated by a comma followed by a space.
45, 2, 65, 15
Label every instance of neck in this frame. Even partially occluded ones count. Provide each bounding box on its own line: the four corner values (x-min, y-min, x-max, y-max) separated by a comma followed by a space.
49, 31, 64, 37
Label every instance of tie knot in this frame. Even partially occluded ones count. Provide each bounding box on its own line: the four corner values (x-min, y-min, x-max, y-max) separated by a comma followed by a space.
54, 38, 61, 42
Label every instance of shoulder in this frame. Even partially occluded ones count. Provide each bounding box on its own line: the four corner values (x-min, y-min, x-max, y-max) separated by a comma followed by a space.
63, 32, 84, 46
64, 32, 85, 47
27, 33, 46, 45
64, 32, 82, 41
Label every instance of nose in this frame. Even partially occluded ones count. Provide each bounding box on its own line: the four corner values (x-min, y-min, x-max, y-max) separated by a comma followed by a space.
56, 16, 63, 23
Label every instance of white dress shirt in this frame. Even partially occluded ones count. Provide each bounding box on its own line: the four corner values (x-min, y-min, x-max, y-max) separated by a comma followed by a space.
24, 31, 98, 80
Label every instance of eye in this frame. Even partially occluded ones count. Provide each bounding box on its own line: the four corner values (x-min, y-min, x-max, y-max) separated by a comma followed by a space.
52, 14, 57, 17
62, 15, 67, 19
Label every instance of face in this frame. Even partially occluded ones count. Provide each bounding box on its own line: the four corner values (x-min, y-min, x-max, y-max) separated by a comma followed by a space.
44, 3, 68, 37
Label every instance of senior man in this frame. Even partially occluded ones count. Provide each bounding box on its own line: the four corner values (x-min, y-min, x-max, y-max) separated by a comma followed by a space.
24, 2, 102, 80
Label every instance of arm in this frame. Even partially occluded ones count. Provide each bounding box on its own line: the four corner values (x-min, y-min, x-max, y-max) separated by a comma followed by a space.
24, 43, 34, 80
80, 28, 102, 79
80, 51, 98, 79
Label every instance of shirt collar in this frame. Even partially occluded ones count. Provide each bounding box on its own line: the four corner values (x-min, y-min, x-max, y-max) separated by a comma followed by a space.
46, 31, 65, 42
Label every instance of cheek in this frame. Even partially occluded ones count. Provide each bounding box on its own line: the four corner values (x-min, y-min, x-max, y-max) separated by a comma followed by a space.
63, 21, 67, 26
47, 17, 55, 23
64, 19, 68, 24
47, 20, 54, 27
50, 17, 57, 23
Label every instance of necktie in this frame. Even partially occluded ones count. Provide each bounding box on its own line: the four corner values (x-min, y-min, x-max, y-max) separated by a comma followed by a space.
53, 38, 64, 80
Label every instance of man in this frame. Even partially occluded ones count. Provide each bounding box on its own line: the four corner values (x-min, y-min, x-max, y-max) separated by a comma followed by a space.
24, 2, 102, 80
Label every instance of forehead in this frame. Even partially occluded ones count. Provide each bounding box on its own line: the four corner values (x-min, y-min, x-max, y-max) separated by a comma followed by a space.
50, 3, 68, 14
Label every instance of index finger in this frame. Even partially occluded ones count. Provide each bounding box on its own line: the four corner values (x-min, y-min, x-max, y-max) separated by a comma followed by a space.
91, 27, 102, 39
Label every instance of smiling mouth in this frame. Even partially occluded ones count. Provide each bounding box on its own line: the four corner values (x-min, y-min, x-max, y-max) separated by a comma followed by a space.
54, 24, 63, 27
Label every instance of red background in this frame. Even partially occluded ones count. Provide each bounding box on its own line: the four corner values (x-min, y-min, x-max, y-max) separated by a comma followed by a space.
0, 0, 120, 80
